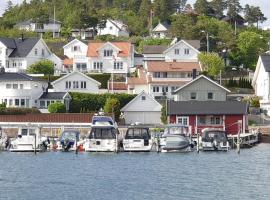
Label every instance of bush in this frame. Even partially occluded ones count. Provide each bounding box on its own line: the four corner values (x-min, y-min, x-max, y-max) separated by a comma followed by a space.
87, 74, 111, 89
70, 93, 135, 120
0, 107, 40, 115
104, 97, 121, 121
27, 59, 54, 75
48, 102, 66, 113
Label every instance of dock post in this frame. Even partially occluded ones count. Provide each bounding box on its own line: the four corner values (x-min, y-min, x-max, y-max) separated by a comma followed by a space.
237, 120, 241, 154
34, 133, 37, 155
197, 133, 199, 153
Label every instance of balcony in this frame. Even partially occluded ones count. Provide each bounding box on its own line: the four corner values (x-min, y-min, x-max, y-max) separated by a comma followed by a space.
151, 77, 192, 82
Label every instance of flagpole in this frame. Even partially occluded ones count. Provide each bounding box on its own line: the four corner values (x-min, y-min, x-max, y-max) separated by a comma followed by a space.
53, 5, 55, 38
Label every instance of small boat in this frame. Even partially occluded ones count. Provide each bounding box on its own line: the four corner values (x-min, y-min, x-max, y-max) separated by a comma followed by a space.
123, 126, 152, 152
200, 128, 230, 151
158, 124, 192, 153
84, 115, 119, 152
57, 130, 80, 151
227, 132, 259, 148
10, 127, 42, 152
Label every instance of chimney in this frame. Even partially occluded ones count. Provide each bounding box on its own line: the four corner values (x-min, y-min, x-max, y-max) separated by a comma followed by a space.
192, 69, 197, 80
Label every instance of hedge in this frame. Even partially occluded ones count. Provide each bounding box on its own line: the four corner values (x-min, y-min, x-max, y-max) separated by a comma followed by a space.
0, 107, 41, 115
70, 92, 136, 113
87, 73, 111, 89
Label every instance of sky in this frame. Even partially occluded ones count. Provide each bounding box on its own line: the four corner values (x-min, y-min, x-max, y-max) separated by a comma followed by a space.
0, 0, 270, 27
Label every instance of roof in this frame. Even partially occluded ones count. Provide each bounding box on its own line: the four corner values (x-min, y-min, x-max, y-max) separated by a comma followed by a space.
108, 19, 127, 30
0, 72, 46, 82
142, 45, 168, 54
167, 101, 248, 115
87, 42, 131, 57
147, 61, 201, 72
63, 58, 73, 65
127, 67, 148, 85
39, 92, 69, 100
173, 75, 230, 94
260, 54, 270, 72
164, 39, 201, 54
0, 38, 16, 49
1, 38, 41, 58
121, 91, 162, 112
63, 38, 88, 49
46, 41, 67, 57
52, 71, 101, 86
183, 40, 200, 50
152, 22, 170, 32
108, 82, 128, 90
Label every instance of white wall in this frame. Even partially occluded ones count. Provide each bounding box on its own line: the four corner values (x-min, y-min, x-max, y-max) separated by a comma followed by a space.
0, 80, 47, 108
98, 20, 129, 37
52, 72, 100, 93
123, 111, 161, 124
0, 42, 7, 68
164, 41, 199, 62
64, 40, 88, 59
255, 61, 270, 100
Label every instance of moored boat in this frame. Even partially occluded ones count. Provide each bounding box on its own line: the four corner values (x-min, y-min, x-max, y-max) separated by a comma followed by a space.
200, 128, 230, 151
123, 126, 152, 152
57, 130, 80, 151
158, 124, 192, 153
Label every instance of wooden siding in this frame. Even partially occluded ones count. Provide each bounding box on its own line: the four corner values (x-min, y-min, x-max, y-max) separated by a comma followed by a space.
176, 78, 227, 101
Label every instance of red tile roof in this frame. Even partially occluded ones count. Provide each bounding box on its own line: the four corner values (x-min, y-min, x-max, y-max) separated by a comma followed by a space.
63, 58, 73, 65
147, 61, 201, 72
127, 67, 148, 85
108, 82, 128, 90
87, 42, 131, 57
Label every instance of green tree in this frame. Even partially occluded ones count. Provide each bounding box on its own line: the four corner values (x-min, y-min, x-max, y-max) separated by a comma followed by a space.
139, 0, 151, 34
226, 0, 242, 21
160, 103, 167, 124
210, 0, 226, 18
198, 52, 225, 76
27, 59, 54, 75
104, 97, 121, 122
48, 102, 66, 113
194, 0, 210, 16
244, 4, 267, 28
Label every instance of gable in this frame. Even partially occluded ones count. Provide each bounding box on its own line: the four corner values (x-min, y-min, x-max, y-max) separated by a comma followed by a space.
164, 40, 200, 56
52, 71, 101, 86
121, 91, 162, 112
63, 39, 87, 50
153, 23, 168, 32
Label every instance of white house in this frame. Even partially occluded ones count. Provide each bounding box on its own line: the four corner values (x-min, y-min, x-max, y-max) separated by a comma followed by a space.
71, 28, 96, 40
87, 41, 134, 75
128, 39, 201, 99
98, 19, 129, 37
51, 71, 101, 94
38, 92, 71, 111
252, 53, 270, 115
151, 22, 170, 39
0, 68, 48, 108
120, 91, 162, 124
48, 53, 63, 75
63, 39, 88, 72
0, 37, 52, 73
14, 19, 61, 37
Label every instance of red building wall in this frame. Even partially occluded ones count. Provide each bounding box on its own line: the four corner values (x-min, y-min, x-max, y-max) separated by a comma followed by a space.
169, 114, 246, 135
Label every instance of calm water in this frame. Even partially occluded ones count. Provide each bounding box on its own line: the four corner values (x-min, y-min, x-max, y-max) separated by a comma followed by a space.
1, 144, 270, 200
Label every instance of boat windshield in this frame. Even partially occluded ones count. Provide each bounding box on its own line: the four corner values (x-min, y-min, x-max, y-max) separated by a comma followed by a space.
202, 131, 227, 142
89, 127, 117, 139
125, 128, 150, 139
164, 126, 189, 135
21, 128, 36, 136
61, 132, 78, 141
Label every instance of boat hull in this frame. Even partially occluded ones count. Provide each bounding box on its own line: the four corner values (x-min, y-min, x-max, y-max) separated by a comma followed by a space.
84, 139, 117, 152
123, 139, 152, 152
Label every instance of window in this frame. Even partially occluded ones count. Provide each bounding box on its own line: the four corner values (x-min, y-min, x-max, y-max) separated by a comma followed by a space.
162, 86, 168, 93
81, 81, 86, 89
40, 101, 45, 108
47, 101, 50, 107
208, 92, 213, 100
190, 92, 197, 100
20, 84, 23, 89
73, 46, 80, 52
42, 49, 45, 56
73, 81, 79, 89
13, 84, 18, 89
210, 117, 222, 125
177, 116, 189, 126
65, 81, 71, 89
141, 96, 146, 100
21, 99, 25, 107
93, 62, 103, 70
198, 117, 206, 125
6, 84, 12, 89
104, 49, 113, 57
15, 99, 19, 106
114, 62, 123, 70
26, 99, 29, 108
12, 62, 17, 67
109, 26, 113, 30
9, 99, 13, 106
18, 62, 22, 67
34, 48, 38, 55
0, 60, 2, 66
184, 48, 189, 55
175, 49, 180, 55
76, 63, 87, 71
152, 86, 159, 93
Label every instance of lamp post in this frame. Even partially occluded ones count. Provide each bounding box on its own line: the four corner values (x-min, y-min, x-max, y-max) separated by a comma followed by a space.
201, 30, 209, 53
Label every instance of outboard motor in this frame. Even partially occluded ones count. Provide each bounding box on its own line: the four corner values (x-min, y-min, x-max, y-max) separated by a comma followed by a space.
213, 139, 219, 151
5, 137, 10, 150
63, 138, 72, 151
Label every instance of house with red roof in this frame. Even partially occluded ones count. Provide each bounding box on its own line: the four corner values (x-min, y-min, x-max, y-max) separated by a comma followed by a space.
127, 39, 202, 99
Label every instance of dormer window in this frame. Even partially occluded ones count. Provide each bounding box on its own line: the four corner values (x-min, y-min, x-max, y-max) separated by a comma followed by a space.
184, 48, 189, 55
104, 49, 113, 57
175, 49, 179, 55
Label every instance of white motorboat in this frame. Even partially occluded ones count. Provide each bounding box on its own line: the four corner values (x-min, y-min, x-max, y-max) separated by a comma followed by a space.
123, 126, 152, 152
200, 128, 230, 151
84, 115, 119, 152
159, 124, 192, 153
10, 127, 42, 152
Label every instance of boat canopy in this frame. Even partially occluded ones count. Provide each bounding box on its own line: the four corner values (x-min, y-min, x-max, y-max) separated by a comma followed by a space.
201, 130, 227, 142
92, 116, 114, 126
164, 125, 189, 136
89, 127, 117, 139
125, 128, 150, 139
61, 131, 79, 141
